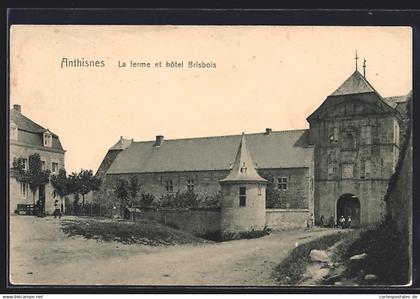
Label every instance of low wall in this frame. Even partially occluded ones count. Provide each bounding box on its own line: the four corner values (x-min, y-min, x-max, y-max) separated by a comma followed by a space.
134, 208, 221, 236
265, 209, 309, 230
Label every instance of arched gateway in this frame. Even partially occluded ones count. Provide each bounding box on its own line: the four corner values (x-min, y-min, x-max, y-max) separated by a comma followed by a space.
337, 193, 360, 227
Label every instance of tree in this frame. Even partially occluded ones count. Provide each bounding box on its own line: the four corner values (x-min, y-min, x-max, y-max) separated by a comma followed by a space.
67, 171, 81, 204
51, 168, 69, 200
114, 179, 129, 216
78, 169, 102, 207
12, 154, 50, 205
128, 176, 141, 207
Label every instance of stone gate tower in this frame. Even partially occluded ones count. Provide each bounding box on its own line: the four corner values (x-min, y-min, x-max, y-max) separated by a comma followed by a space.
220, 133, 267, 235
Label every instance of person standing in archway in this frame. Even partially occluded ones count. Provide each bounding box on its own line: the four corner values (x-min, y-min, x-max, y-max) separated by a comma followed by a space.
339, 215, 345, 229
346, 215, 352, 228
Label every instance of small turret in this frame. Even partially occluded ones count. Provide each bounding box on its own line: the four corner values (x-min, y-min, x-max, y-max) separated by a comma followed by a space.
219, 133, 267, 237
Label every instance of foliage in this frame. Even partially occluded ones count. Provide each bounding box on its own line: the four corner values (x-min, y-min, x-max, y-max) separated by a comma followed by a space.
273, 232, 349, 285
67, 172, 81, 197
51, 169, 69, 198
60, 217, 207, 246
12, 154, 50, 202
114, 179, 129, 203
78, 169, 102, 200
153, 191, 220, 209
260, 173, 285, 209
198, 192, 222, 209
222, 226, 272, 241
155, 193, 176, 208
128, 176, 141, 207
66, 169, 101, 206
139, 193, 155, 208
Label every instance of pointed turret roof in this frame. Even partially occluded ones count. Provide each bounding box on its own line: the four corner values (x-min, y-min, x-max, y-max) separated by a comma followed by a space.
220, 133, 267, 183
331, 70, 376, 96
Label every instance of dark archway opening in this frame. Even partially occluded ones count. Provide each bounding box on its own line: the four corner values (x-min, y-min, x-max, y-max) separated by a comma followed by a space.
337, 193, 360, 227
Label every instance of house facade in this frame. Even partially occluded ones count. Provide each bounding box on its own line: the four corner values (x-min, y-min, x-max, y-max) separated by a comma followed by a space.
94, 67, 411, 228
9, 104, 66, 214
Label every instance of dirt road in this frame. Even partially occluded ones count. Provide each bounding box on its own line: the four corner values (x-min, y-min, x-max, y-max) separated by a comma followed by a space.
10, 215, 338, 286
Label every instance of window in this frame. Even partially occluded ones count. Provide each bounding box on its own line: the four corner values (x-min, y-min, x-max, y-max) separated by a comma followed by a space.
10, 122, 18, 141
165, 179, 173, 192
342, 163, 354, 179
361, 126, 372, 145
240, 162, 247, 174
278, 177, 288, 190
329, 127, 339, 143
239, 186, 246, 206
327, 149, 337, 161
41, 160, 46, 170
22, 158, 28, 170
328, 163, 337, 180
187, 179, 194, 192
20, 182, 28, 198
360, 160, 365, 179
43, 132, 52, 147
365, 160, 371, 179
51, 162, 58, 174
257, 184, 262, 196
342, 133, 356, 150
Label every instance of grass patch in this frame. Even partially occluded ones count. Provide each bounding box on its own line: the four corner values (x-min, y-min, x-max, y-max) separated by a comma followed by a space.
200, 227, 271, 242
273, 231, 350, 285
341, 217, 410, 285
199, 227, 271, 242
61, 217, 209, 246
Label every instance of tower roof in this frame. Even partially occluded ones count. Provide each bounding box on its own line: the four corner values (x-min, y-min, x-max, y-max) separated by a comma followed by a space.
220, 133, 267, 183
109, 136, 133, 151
331, 70, 376, 96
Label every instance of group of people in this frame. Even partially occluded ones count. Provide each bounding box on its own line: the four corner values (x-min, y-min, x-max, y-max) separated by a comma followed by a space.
319, 215, 352, 229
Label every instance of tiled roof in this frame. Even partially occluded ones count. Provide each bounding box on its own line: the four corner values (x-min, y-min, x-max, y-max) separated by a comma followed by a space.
10, 108, 64, 151
220, 133, 267, 183
331, 71, 376, 96
109, 137, 133, 150
107, 129, 313, 174
383, 94, 410, 109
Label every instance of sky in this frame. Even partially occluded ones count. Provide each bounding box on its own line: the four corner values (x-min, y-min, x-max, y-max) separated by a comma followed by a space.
10, 26, 412, 173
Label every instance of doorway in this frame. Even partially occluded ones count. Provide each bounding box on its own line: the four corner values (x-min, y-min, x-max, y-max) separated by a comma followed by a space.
337, 193, 360, 227
38, 185, 46, 213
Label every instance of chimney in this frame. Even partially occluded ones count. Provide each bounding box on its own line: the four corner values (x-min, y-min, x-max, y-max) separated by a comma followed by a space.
265, 128, 272, 135
13, 104, 21, 113
154, 135, 164, 146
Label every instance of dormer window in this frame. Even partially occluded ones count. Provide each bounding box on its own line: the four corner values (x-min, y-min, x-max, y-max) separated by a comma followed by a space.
43, 131, 52, 147
240, 162, 247, 174
10, 122, 18, 141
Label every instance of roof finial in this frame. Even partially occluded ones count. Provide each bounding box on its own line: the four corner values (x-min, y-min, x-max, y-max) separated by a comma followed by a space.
355, 50, 359, 71
363, 58, 366, 78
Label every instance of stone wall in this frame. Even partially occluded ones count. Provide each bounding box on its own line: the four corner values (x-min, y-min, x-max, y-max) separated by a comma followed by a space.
135, 208, 311, 235
387, 130, 412, 234
134, 208, 221, 235
315, 180, 388, 226
221, 183, 266, 233
259, 167, 313, 209
96, 167, 311, 215
265, 209, 310, 230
